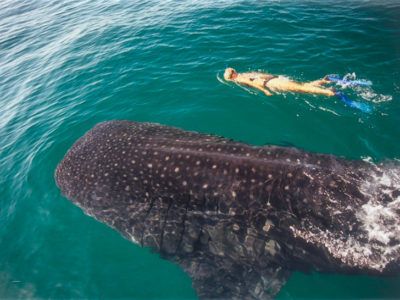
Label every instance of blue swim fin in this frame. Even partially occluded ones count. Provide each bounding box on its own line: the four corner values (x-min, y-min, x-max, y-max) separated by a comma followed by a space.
335, 91, 372, 113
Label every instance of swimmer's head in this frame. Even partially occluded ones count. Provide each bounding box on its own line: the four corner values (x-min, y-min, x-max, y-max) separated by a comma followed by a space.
224, 68, 237, 81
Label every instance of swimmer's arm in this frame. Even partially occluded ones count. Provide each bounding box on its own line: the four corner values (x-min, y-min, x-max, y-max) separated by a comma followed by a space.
235, 78, 272, 96
247, 83, 273, 96
234, 78, 253, 88
247, 81, 273, 96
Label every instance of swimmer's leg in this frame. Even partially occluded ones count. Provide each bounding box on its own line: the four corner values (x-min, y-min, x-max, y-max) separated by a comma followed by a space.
268, 79, 335, 97
301, 83, 335, 96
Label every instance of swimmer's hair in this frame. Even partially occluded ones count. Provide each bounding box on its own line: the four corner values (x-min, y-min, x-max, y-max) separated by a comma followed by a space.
224, 67, 237, 81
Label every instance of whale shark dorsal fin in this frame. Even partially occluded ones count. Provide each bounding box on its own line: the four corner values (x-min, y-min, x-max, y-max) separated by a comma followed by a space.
177, 255, 290, 299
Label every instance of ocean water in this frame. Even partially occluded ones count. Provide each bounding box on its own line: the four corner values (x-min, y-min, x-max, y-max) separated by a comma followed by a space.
1, 0, 400, 298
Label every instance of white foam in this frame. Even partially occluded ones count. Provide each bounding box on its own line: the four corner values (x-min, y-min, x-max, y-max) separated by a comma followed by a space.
318, 106, 340, 116
358, 88, 392, 103
235, 82, 258, 95
291, 163, 400, 272
360, 164, 400, 196
216, 73, 231, 86
361, 156, 374, 164
356, 198, 400, 244
336, 72, 392, 103
128, 233, 140, 245
356, 164, 400, 254
290, 222, 400, 272
356, 166, 400, 255
304, 100, 316, 109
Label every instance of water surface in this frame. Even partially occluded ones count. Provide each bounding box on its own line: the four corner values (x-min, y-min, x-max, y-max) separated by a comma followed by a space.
1, 0, 399, 298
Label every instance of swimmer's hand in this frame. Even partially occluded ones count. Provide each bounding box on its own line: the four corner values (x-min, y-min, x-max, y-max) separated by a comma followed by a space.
262, 88, 272, 96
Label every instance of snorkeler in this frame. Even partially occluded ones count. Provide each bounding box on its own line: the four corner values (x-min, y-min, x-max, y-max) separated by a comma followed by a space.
223, 67, 372, 113
223, 67, 334, 97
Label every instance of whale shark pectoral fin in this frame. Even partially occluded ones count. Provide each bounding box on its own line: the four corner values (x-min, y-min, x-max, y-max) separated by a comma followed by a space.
177, 255, 290, 299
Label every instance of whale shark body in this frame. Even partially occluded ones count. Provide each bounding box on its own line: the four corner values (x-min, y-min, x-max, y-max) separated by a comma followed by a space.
55, 120, 400, 299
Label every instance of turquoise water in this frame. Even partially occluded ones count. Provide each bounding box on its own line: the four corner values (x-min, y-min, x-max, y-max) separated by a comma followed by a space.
1, 0, 400, 298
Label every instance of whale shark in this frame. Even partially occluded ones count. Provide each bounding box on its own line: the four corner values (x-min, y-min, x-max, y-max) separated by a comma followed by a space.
55, 120, 400, 299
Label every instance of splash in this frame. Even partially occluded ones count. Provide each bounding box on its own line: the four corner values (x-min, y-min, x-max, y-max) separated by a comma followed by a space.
358, 164, 400, 245
357, 88, 393, 103
216, 73, 230, 86
357, 198, 400, 244
291, 162, 400, 272
335, 73, 392, 103
317, 106, 340, 116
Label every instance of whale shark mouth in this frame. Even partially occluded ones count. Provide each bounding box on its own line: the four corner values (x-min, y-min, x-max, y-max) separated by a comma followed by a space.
55, 120, 400, 299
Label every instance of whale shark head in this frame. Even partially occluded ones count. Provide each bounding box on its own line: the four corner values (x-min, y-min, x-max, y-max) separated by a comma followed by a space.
55, 120, 400, 299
